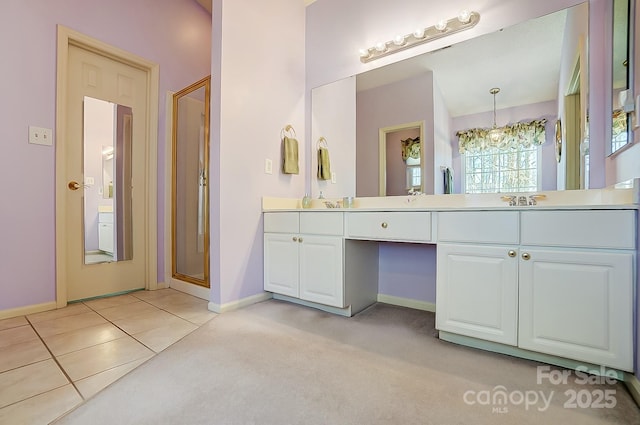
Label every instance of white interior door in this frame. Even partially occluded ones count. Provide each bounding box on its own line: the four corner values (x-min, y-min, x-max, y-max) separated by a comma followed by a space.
61, 42, 150, 301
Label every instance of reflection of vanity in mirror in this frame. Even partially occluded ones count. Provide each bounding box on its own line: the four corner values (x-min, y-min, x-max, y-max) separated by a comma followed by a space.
311, 2, 634, 197
83, 96, 133, 265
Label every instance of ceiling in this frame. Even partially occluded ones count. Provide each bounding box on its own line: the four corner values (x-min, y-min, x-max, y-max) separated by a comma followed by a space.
356, 9, 569, 118
195, 0, 316, 13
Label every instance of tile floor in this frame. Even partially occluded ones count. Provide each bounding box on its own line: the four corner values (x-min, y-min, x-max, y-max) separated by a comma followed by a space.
0, 288, 216, 424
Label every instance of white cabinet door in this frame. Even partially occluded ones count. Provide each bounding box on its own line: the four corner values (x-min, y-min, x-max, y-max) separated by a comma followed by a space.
518, 248, 634, 371
436, 243, 518, 346
98, 223, 114, 254
299, 235, 344, 307
264, 233, 299, 298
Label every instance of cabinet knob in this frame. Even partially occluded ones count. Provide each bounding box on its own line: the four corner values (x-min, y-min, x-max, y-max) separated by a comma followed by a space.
522, 252, 531, 260
508, 250, 516, 257
298, 237, 303, 243
381, 222, 388, 229
292, 237, 298, 242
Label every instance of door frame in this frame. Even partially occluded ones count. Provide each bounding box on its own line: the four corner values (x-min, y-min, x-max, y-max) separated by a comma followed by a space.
378, 121, 425, 196
55, 25, 159, 307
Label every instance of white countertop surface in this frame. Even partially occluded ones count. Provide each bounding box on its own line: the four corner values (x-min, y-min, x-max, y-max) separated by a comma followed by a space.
263, 180, 640, 212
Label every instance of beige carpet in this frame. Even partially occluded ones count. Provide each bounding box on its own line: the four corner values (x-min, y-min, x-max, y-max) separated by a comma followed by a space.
55, 300, 639, 424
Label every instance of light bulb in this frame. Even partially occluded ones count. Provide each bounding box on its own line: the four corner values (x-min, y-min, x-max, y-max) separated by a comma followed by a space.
413, 28, 426, 39
458, 9, 471, 24
435, 19, 447, 31
375, 42, 387, 52
393, 35, 405, 46
359, 48, 370, 58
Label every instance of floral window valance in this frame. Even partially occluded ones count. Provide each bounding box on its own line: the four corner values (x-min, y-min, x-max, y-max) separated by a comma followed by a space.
457, 119, 547, 154
612, 109, 627, 137
401, 137, 420, 161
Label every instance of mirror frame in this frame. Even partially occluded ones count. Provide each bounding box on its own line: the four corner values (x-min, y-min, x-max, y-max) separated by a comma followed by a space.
171, 76, 211, 288
610, 0, 635, 156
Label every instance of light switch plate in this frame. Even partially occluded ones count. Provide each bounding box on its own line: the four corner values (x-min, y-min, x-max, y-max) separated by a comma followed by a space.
29, 126, 53, 146
331, 172, 336, 183
264, 158, 273, 174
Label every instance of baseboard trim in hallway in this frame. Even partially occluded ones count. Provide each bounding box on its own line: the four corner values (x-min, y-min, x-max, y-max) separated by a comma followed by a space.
208, 292, 273, 314
0, 301, 58, 320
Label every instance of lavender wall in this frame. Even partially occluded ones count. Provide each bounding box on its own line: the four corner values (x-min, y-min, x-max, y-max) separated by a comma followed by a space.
0, 0, 211, 311
210, 0, 306, 305
356, 73, 434, 197
378, 243, 437, 304
432, 82, 453, 195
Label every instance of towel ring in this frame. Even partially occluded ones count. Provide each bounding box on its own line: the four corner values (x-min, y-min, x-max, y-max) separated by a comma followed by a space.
316, 137, 328, 149
280, 124, 297, 140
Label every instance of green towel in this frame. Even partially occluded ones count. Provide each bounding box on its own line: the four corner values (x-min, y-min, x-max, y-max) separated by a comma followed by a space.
317, 147, 331, 180
282, 136, 299, 174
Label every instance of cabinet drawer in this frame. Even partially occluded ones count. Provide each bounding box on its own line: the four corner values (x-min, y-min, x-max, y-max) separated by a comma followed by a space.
264, 212, 299, 233
300, 212, 343, 235
521, 210, 635, 249
438, 211, 519, 244
345, 212, 431, 242
98, 212, 114, 223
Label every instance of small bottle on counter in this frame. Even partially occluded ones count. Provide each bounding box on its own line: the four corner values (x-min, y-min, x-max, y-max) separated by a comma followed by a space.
302, 193, 311, 209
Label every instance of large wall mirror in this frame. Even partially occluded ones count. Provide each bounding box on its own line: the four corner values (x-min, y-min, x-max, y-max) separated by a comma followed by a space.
83, 96, 133, 264
312, 3, 591, 196
172, 76, 211, 288
611, 0, 635, 155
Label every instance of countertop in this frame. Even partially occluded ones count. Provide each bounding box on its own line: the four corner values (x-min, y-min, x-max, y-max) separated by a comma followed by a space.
263, 180, 640, 212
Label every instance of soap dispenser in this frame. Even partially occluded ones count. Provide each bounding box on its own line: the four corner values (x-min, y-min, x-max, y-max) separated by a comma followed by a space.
302, 193, 311, 209
318, 191, 325, 199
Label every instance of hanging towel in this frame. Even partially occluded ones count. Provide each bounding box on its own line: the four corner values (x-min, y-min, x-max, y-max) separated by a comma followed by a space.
317, 147, 332, 180
444, 167, 453, 194
282, 136, 299, 174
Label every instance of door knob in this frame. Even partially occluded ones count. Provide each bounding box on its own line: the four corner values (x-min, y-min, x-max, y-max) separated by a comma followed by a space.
522, 252, 531, 260
68, 181, 82, 191
508, 250, 516, 257
381, 222, 388, 228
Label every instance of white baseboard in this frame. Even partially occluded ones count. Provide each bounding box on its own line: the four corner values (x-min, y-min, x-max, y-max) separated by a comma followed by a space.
625, 373, 640, 407
168, 279, 208, 300
208, 292, 273, 314
0, 301, 58, 320
377, 294, 436, 312
272, 294, 354, 317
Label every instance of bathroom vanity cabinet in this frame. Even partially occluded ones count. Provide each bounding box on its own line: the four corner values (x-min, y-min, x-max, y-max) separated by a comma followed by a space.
98, 212, 114, 254
264, 212, 345, 308
435, 209, 635, 371
263, 201, 637, 373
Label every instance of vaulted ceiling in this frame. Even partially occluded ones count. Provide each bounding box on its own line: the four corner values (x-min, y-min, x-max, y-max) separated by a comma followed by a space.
195, 0, 316, 14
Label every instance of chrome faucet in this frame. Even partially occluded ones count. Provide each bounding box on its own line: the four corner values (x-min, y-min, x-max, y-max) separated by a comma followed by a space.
500, 195, 517, 206
528, 194, 547, 205
501, 194, 547, 206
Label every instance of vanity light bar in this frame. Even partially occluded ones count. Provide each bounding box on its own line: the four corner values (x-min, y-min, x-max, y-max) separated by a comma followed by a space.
359, 11, 480, 63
